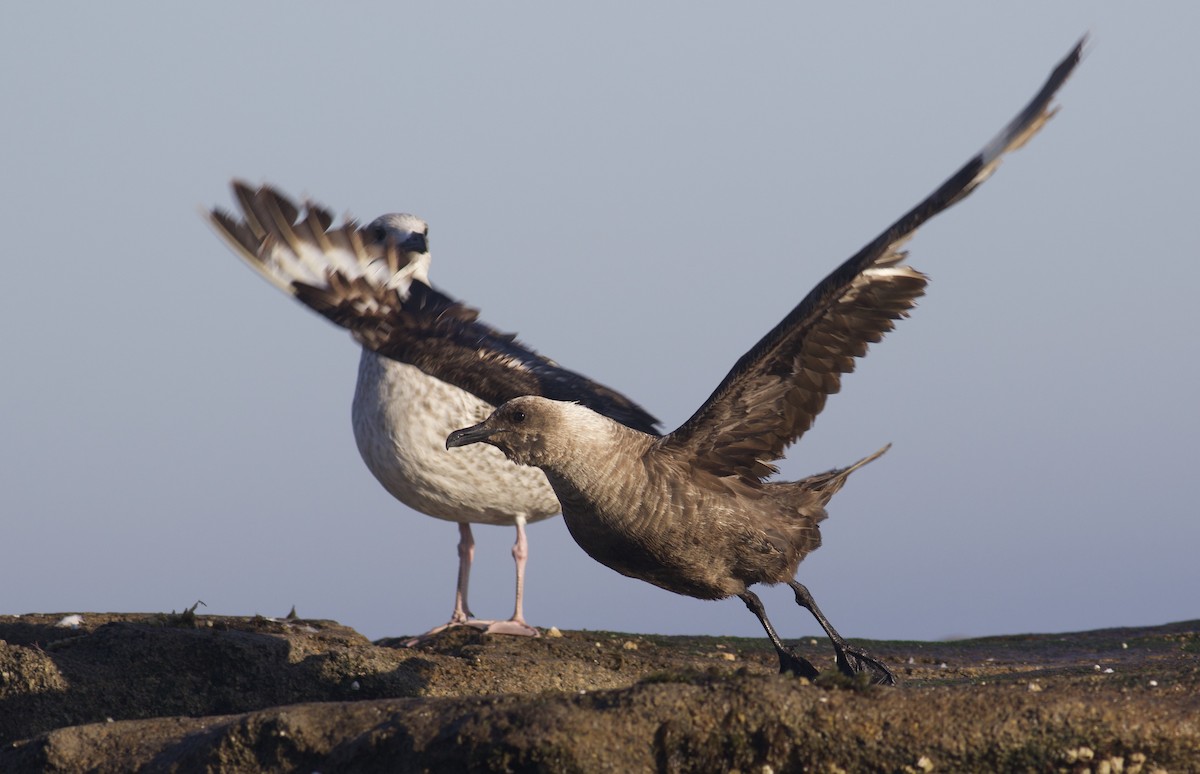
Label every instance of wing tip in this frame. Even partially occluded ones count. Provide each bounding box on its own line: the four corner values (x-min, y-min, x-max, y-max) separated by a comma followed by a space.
978, 35, 1087, 169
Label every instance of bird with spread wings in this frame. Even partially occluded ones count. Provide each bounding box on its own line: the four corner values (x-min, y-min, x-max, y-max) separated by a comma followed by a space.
446, 39, 1085, 684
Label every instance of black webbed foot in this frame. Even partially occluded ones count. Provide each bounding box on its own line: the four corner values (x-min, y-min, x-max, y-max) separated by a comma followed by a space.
777, 648, 821, 679
835, 644, 896, 686
787, 580, 897, 686
741, 590, 822, 680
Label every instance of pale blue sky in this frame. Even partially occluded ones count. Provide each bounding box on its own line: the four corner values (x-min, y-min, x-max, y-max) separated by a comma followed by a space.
2, 4, 1196, 643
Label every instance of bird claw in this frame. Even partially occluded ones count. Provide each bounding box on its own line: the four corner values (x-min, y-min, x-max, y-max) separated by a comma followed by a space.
777, 648, 821, 679
402, 617, 542, 647
471, 619, 541, 638
836, 646, 896, 686
401, 621, 462, 648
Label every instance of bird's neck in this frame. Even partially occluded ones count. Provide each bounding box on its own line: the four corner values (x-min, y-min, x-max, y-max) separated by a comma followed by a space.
537, 427, 660, 530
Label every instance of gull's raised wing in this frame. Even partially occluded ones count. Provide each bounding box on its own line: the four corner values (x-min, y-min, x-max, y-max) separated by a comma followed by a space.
209, 183, 661, 434
297, 276, 661, 433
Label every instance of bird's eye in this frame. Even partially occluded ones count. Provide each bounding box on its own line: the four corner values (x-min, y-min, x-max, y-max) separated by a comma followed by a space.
512, 410, 526, 423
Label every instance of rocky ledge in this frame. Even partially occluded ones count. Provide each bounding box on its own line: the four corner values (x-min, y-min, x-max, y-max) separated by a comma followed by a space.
1, 612, 1196, 772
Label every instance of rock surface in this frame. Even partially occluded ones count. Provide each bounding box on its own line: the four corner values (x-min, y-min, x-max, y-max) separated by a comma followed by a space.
1, 612, 1196, 772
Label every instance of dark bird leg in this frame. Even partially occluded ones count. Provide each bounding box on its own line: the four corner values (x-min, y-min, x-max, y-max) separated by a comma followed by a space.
787, 580, 896, 686
739, 590, 820, 678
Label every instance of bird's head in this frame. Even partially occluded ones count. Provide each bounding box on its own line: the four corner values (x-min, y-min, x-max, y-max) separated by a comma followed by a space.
364, 212, 431, 285
446, 396, 603, 469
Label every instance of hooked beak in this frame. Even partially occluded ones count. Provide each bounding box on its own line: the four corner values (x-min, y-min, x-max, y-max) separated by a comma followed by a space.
372, 227, 427, 254
446, 422, 494, 449
397, 231, 428, 254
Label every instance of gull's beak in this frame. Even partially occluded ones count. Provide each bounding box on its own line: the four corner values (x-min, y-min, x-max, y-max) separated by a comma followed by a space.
396, 231, 428, 254
369, 227, 427, 254
446, 422, 494, 449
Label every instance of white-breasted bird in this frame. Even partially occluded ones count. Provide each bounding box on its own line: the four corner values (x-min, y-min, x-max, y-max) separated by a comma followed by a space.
208, 188, 659, 641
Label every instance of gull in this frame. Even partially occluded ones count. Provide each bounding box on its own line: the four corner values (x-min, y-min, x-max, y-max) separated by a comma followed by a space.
208, 185, 659, 641
445, 40, 1084, 684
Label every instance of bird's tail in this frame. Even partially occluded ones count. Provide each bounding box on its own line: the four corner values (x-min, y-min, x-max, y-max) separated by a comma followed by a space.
798, 443, 891, 506
206, 181, 428, 305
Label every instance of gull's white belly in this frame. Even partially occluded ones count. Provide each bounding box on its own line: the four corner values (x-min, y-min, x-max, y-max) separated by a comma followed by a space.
351, 350, 560, 526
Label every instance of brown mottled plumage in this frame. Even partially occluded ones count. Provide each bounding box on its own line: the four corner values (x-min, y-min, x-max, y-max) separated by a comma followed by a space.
448, 40, 1084, 684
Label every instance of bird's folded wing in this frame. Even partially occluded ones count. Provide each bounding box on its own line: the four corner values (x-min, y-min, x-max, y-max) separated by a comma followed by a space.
658, 37, 1085, 482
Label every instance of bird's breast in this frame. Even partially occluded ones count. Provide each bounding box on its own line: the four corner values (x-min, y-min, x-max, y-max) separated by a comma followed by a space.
351, 350, 560, 525
545, 465, 748, 600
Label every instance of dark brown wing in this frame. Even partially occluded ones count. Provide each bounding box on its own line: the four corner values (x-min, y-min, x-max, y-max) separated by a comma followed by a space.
294, 276, 662, 432
209, 181, 363, 295
208, 182, 661, 434
658, 38, 1084, 482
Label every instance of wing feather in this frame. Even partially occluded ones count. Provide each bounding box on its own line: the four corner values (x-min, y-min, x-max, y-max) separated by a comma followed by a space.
208, 183, 661, 434
658, 38, 1084, 482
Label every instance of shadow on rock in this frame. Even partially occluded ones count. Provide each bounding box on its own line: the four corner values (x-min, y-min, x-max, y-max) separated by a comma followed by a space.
0, 613, 430, 746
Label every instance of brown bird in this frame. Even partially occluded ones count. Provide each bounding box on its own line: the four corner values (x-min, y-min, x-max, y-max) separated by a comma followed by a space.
445, 40, 1084, 684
